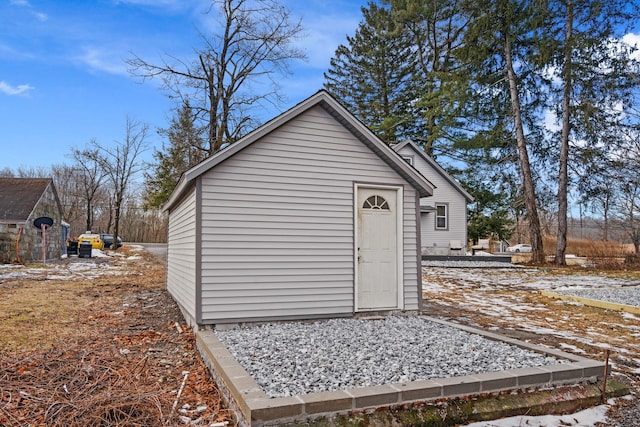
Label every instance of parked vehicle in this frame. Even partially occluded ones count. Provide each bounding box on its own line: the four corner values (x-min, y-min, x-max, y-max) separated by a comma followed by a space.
77, 233, 104, 250
100, 233, 123, 249
507, 243, 532, 253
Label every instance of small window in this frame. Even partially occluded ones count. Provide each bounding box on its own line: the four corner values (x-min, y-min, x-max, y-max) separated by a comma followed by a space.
401, 156, 413, 166
435, 204, 448, 230
362, 195, 389, 210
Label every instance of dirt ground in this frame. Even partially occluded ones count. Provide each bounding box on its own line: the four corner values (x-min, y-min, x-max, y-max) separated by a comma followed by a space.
422, 264, 640, 426
0, 247, 234, 426
3, 250, 640, 426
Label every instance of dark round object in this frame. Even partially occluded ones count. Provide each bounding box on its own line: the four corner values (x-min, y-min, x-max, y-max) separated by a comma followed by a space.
33, 216, 54, 229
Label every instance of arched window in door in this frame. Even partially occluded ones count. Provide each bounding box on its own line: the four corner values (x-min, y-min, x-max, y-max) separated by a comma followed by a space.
362, 195, 389, 210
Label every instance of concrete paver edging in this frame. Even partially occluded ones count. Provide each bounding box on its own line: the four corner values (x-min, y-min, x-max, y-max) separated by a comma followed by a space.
196, 317, 614, 427
541, 290, 640, 315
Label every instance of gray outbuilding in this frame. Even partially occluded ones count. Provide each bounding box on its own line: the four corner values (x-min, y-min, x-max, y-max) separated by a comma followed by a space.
392, 140, 474, 255
163, 91, 434, 327
0, 178, 65, 263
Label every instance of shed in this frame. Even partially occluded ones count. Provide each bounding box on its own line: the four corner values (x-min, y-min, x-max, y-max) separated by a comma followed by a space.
0, 178, 64, 263
164, 91, 434, 327
392, 140, 474, 255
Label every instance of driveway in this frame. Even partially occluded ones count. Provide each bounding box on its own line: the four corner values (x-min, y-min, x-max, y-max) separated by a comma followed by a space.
137, 242, 167, 261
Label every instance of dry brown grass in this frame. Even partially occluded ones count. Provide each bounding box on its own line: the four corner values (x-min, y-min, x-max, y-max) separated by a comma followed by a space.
542, 235, 633, 258
420, 264, 640, 423
0, 280, 115, 353
536, 235, 640, 270
421, 266, 640, 406
0, 252, 163, 353
0, 249, 233, 426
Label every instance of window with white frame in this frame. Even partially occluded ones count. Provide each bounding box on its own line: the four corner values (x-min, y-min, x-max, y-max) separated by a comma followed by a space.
435, 203, 448, 230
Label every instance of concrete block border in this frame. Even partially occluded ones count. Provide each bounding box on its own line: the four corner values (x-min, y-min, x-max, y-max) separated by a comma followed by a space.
196, 317, 609, 427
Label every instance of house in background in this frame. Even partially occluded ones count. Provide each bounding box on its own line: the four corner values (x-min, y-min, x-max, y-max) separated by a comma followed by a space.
163, 90, 435, 328
392, 140, 474, 255
0, 178, 66, 263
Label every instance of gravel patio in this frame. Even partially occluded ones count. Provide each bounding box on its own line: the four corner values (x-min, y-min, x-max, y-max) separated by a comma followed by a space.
196, 260, 640, 426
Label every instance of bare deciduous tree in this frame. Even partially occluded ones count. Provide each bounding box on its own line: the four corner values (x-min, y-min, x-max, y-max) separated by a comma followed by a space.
71, 144, 105, 233
127, 0, 305, 155
87, 117, 149, 250
50, 164, 85, 231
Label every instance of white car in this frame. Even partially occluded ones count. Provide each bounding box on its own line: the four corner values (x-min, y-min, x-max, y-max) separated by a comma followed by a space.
507, 244, 532, 253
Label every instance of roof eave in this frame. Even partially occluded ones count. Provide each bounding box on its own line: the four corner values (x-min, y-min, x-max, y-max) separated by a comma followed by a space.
393, 140, 474, 202
317, 98, 434, 198
164, 91, 435, 209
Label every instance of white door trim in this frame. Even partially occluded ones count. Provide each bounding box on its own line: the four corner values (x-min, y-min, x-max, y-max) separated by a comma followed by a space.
354, 183, 404, 311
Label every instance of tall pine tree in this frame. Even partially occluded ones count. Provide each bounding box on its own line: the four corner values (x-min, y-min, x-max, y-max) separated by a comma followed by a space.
458, 0, 548, 262
539, 0, 640, 264
144, 101, 205, 208
324, 2, 416, 144
387, 0, 472, 155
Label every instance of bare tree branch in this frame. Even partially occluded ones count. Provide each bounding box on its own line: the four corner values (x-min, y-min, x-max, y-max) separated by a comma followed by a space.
88, 117, 149, 250
126, 0, 305, 155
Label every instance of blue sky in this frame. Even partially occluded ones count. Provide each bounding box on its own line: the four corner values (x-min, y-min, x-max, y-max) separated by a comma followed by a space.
0, 0, 366, 171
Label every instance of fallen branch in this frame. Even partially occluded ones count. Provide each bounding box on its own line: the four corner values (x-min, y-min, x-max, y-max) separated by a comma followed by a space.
169, 370, 190, 422
174, 322, 184, 334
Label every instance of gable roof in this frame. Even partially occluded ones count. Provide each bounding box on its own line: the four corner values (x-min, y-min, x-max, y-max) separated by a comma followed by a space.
392, 140, 474, 202
164, 90, 435, 211
0, 178, 56, 222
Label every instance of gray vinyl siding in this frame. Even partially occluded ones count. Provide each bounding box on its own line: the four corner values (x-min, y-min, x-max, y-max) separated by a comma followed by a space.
198, 105, 420, 323
402, 189, 420, 310
396, 146, 468, 253
167, 186, 198, 321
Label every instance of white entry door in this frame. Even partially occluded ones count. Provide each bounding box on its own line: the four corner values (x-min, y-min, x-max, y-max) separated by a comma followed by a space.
356, 186, 401, 311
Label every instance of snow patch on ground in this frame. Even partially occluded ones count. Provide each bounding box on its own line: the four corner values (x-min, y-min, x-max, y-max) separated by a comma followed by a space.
91, 249, 110, 258
0, 256, 127, 280
422, 260, 522, 268
465, 403, 609, 426
558, 342, 587, 354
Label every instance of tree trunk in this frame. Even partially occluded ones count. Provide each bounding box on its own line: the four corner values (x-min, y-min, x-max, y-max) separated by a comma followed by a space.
85, 201, 92, 232
113, 198, 121, 251
632, 228, 640, 254
504, 32, 545, 263
556, 0, 574, 266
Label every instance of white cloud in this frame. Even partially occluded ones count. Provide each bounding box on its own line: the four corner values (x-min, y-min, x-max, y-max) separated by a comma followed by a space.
112, 0, 204, 13
622, 33, 640, 61
114, 0, 182, 5
0, 80, 34, 96
543, 109, 560, 133
295, 14, 359, 70
9, 0, 48, 21
75, 47, 128, 76
34, 11, 48, 21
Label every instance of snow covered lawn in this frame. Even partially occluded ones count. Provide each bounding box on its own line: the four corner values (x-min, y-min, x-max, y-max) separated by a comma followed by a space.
422, 264, 640, 426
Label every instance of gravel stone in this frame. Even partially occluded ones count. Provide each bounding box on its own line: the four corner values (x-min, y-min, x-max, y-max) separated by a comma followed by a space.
216, 316, 564, 397
422, 260, 522, 268
555, 286, 640, 308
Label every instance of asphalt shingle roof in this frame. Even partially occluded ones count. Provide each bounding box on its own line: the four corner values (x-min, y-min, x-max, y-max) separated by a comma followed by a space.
0, 178, 52, 222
